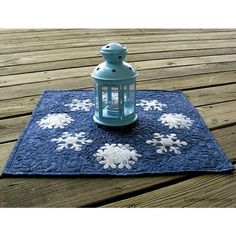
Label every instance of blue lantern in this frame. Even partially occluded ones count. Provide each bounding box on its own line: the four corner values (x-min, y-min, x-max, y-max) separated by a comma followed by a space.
91, 43, 138, 127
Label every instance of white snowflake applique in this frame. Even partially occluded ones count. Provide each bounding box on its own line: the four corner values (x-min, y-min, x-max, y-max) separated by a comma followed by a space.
65, 99, 93, 111
51, 132, 93, 151
37, 113, 74, 129
93, 143, 141, 169
136, 99, 167, 111
158, 113, 194, 129
146, 133, 187, 154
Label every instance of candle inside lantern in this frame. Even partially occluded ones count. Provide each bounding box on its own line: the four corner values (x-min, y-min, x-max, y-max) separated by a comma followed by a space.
104, 87, 119, 116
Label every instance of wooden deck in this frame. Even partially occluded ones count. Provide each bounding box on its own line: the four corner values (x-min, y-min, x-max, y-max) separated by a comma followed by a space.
0, 29, 236, 207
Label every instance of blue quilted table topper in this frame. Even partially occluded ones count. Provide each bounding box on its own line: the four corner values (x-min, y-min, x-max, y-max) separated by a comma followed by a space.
3, 90, 234, 176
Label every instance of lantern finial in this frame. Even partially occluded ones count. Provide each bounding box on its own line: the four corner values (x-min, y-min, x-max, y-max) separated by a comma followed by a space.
100, 43, 127, 63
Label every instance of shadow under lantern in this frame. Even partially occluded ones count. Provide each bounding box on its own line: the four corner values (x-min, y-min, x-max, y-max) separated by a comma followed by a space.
91, 43, 138, 127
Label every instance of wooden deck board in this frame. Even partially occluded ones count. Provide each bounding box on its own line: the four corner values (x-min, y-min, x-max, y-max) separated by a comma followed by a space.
0, 29, 235, 207
101, 166, 236, 208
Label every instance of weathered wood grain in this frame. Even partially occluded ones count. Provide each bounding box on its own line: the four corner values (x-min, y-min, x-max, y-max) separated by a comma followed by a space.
0, 29, 156, 41
2, 48, 236, 77
0, 115, 29, 143
0, 175, 186, 207
1, 58, 236, 98
2, 58, 236, 90
101, 166, 236, 208
0, 95, 39, 119
183, 84, 236, 106
196, 100, 236, 129
2, 31, 236, 55
2, 39, 236, 68
0, 29, 55, 34
0, 141, 14, 173
0, 29, 232, 44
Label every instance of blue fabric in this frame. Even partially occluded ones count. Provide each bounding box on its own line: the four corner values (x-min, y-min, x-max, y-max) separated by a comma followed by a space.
3, 90, 234, 176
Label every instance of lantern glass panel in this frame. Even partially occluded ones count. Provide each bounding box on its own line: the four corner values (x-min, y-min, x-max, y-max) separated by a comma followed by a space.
94, 82, 99, 117
102, 86, 119, 118
124, 83, 135, 117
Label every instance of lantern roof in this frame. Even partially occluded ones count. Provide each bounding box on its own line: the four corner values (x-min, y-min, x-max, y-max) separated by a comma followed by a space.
100, 42, 127, 54
91, 43, 138, 80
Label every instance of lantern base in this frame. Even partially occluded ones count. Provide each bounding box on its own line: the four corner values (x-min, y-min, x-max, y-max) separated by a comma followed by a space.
93, 114, 138, 127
